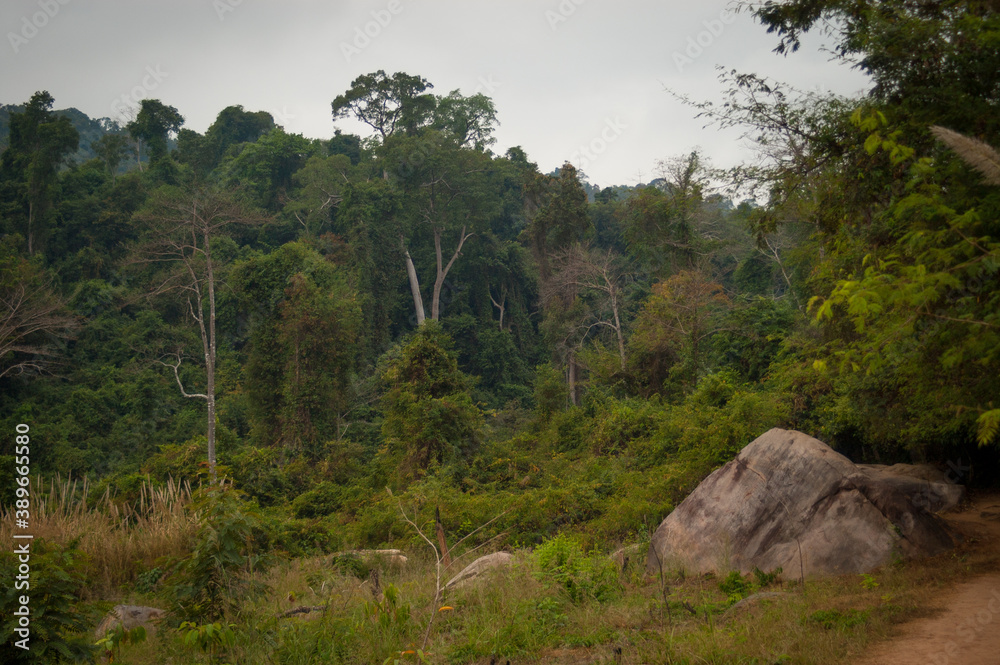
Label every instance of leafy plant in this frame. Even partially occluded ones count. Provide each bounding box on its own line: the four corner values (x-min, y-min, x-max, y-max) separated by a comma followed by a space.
95, 624, 147, 663
532, 534, 619, 603
0, 539, 97, 663
860, 573, 879, 591
174, 484, 267, 618
179, 621, 236, 662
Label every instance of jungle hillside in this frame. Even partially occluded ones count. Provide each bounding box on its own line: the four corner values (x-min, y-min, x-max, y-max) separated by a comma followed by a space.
2, 1, 1000, 663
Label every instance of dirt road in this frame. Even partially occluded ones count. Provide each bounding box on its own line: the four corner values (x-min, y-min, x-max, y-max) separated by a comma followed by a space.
856, 496, 1000, 665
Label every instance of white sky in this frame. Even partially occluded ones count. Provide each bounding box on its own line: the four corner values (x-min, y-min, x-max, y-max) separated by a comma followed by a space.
0, 0, 869, 188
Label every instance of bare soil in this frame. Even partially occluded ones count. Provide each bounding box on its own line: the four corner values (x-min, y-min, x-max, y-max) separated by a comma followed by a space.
855, 493, 1000, 665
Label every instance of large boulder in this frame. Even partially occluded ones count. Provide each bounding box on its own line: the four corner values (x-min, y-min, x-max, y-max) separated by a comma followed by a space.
94, 605, 166, 639
646, 428, 961, 578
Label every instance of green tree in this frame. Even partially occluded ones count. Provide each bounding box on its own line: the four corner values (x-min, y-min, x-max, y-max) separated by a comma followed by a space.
332, 70, 435, 140
126, 99, 183, 165
232, 242, 361, 457
0, 91, 79, 254
92, 132, 129, 181
382, 129, 502, 324
380, 322, 482, 480
218, 127, 316, 212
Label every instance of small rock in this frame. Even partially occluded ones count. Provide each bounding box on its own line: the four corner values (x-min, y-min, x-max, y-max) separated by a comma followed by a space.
333, 549, 408, 566
94, 605, 166, 639
610, 544, 642, 569
446, 552, 513, 589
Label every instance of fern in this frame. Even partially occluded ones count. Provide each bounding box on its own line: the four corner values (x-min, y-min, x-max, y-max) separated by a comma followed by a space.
976, 409, 1000, 447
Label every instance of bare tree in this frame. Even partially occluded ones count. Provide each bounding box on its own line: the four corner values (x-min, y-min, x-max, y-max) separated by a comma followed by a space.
133, 188, 265, 482
545, 245, 631, 372
0, 272, 77, 379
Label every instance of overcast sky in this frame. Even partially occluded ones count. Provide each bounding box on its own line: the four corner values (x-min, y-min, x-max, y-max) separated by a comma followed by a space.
1, 0, 870, 187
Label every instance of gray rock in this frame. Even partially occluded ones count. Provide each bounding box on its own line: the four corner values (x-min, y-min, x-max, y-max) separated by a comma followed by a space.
94, 605, 166, 639
646, 428, 959, 578
446, 552, 513, 589
610, 543, 643, 569
333, 549, 408, 566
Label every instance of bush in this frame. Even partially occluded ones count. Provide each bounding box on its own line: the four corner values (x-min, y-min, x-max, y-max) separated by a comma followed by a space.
173, 485, 267, 618
532, 534, 619, 603
291, 481, 344, 518
0, 539, 97, 663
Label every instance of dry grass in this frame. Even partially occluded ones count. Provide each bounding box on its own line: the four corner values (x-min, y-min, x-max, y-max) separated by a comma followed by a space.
0, 474, 196, 598
43, 492, 1000, 664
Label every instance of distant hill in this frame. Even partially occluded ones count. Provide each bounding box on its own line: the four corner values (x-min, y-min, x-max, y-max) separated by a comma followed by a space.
0, 104, 120, 166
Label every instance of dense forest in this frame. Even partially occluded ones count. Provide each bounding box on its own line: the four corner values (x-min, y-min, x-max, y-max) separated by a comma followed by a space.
1, 0, 999, 662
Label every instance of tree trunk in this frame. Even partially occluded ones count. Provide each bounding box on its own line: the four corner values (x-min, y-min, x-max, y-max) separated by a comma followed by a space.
204, 222, 218, 483
568, 357, 578, 406
26, 201, 34, 255
612, 291, 626, 371
403, 241, 426, 326
431, 226, 472, 321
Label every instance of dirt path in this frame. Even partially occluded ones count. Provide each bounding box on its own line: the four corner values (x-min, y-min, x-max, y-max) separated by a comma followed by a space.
856, 495, 1000, 665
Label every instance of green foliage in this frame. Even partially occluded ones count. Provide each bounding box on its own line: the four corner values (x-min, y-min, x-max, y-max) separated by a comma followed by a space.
718, 567, 782, 604
379, 322, 483, 481
232, 242, 361, 456
95, 624, 147, 664
0, 540, 96, 663
174, 485, 266, 618
134, 567, 164, 594
179, 621, 236, 662
531, 534, 619, 603
532, 362, 568, 419
126, 99, 183, 165
808, 608, 870, 631
331, 553, 372, 579
291, 481, 344, 518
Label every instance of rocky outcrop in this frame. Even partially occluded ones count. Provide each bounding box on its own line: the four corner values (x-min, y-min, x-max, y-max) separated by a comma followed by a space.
94, 605, 166, 639
646, 428, 960, 578
446, 552, 513, 589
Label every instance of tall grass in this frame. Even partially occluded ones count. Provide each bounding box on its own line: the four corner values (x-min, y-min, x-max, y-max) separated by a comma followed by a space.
0, 475, 196, 598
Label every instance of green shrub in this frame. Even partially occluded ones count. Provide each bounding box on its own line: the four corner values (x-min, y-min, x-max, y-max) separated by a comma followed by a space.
173, 485, 267, 618
718, 567, 783, 604
291, 481, 343, 518
532, 534, 619, 603
0, 539, 97, 663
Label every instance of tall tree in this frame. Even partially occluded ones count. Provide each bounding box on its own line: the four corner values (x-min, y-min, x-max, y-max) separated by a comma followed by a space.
0, 91, 79, 254
332, 70, 435, 140
134, 187, 265, 481
522, 163, 591, 402
126, 99, 184, 165
380, 322, 482, 482
382, 129, 501, 324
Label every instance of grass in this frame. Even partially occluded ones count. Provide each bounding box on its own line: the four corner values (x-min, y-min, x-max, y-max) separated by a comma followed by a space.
0, 474, 195, 599
99, 514, 999, 664
11, 477, 998, 664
